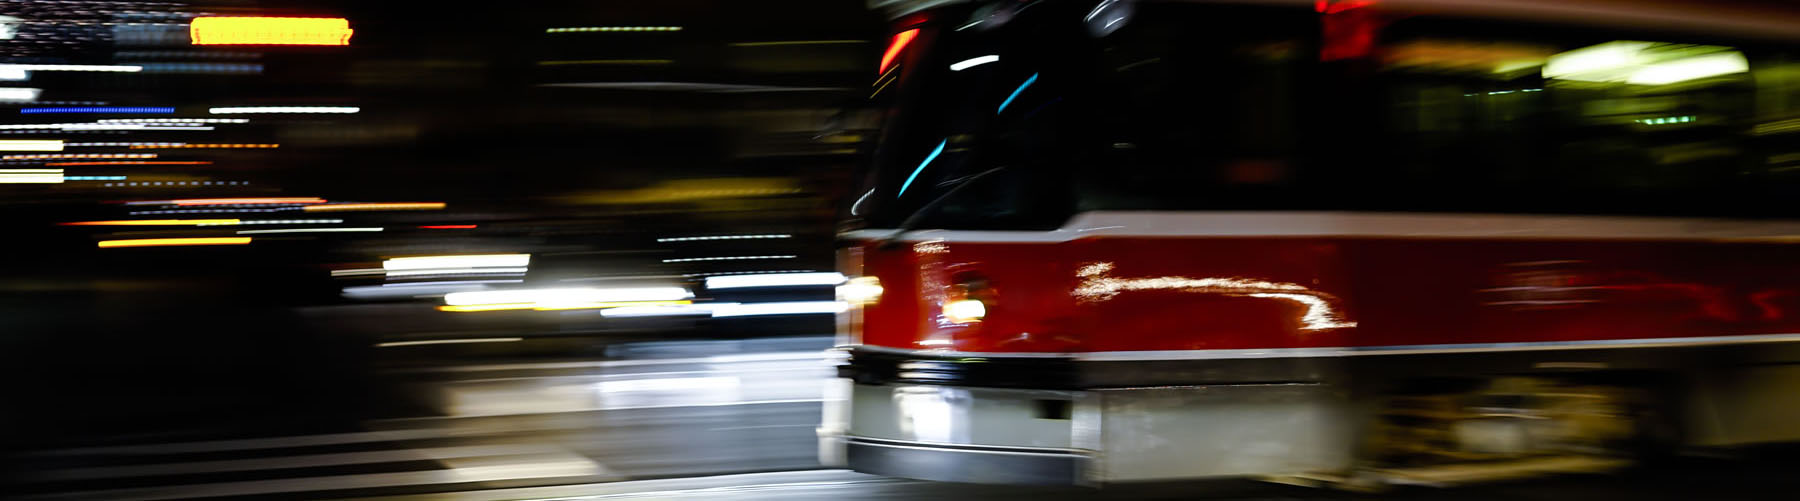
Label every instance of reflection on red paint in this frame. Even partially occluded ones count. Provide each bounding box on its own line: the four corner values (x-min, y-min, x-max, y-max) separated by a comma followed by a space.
1315, 0, 1376, 14
1319, 4, 1383, 61
878, 29, 919, 75
420, 225, 477, 229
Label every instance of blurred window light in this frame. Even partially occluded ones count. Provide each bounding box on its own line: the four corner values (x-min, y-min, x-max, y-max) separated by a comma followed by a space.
729, 40, 866, 47
384, 254, 531, 271
879, 29, 919, 75
209, 106, 359, 114
1544, 41, 1747, 85
445, 287, 693, 307
837, 276, 884, 306
61, 219, 239, 226
998, 72, 1039, 113
420, 224, 477, 229
303, 202, 444, 212
707, 272, 848, 289
546, 26, 681, 33
21, 107, 173, 114
47, 161, 210, 166
100, 119, 249, 124
1636, 115, 1696, 125
710, 301, 849, 317
661, 255, 797, 263
943, 298, 987, 324
0, 168, 62, 183
657, 234, 790, 242
4, 153, 153, 160
0, 139, 62, 151
949, 55, 999, 71
0, 64, 142, 73
237, 227, 382, 234
897, 139, 947, 197
0, 88, 41, 102
97, 237, 251, 248
189, 17, 353, 46
375, 337, 523, 347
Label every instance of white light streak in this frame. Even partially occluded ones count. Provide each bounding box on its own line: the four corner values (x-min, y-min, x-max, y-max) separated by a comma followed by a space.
0, 87, 41, 102
0, 168, 61, 183
96, 118, 248, 124
949, 55, 999, 71
662, 255, 796, 263
196, 219, 343, 226
65, 142, 186, 147
706, 272, 846, 289
383, 254, 530, 271
0, 64, 142, 73
209, 106, 360, 114
657, 234, 791, 242
445, 287, 694, 307
1072, 261, 1356, 330
385, 267, 530, 277
0, 139, 62, 151
237, 227, 383, 234
710, 301, 848, 317
600, 303, 721, 317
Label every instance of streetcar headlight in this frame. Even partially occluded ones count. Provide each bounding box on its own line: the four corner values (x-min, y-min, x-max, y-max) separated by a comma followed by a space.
943, 298, 986, 324
837, 276, 883, 306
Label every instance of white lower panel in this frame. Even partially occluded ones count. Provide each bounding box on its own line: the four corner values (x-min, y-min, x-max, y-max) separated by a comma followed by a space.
1095, 384, 1354, 482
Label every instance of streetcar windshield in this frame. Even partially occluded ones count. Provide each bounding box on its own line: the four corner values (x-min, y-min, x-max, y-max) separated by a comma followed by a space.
850, 1, 1800, 230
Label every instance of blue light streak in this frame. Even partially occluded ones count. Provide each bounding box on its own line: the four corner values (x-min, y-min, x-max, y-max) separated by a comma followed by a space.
21, 107, 175, 114
897, 139, 946, 198
997, 73, 1038, 113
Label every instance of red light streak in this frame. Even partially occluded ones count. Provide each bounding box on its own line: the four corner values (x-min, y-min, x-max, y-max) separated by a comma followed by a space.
878, 29, 919, 75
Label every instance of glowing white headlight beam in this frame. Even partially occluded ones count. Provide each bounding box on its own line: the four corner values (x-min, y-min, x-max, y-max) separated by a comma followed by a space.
705, 272, 846, 289
383, 254, 530, 271
949, 55, 999, 71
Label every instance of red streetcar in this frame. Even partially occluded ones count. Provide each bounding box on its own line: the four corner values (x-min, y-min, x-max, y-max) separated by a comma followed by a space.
822, 0, 1800, 486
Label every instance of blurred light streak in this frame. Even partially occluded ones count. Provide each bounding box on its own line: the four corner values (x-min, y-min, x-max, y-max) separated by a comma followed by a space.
599, 303, 720, 317
541, 82, 849, 93
209, 106, 359, 114
376, 338, 523, 348
66, 142, 184, 147
63, 176, 126, 180
661, 255, 796, 263
342, 280, 523, 299
445, 287, 692, 306
596, 376, 738, 393
0, 168, 61, 183
101, 119, 249, 124
0, 139, 62, 151
0, 124, 210, 131
682, 269, 818, 277
706, 272, 847, 289
896, 139, 946, 197
420, 224, 477, 229
879, 29, 919, 74
128, 142, 274, 148
137, 63, 264, 74
47, 161, 211, 166
536, 60, 673, 66
710, 301, 849, 317
202, 219, 340, 226
168, 197, 326, 206
385, 254, 531, 271
1637, 116, 1696, 125
0, 88, 41, 102
657, 234, 790, 242
730, 40, 865, 47
132, 208, 300, 215
237, 227, 382, 234
438, 300, 693, 313
97, 237, 251, 248
997, 72, 1038, 113
61, 219, 239, 226
304, 202, 444, 212
949, 55, 999, 71
189, 17, 353, 46
0, 64, 142, 73
5, 153, 154, 160
330, 268, 384, 277
21, 107, 173, 114
1630, 52, 1748, 85
546, 26, 681, 33
385, 268, 529, 278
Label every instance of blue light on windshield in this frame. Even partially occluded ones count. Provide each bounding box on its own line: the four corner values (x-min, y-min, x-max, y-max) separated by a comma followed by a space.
897, 139, 947, 198
997, 73, 1038, 113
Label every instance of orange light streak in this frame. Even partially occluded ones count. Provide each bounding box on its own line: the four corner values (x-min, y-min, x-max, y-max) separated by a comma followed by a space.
98, 237, 252, 248
190, 17, 353, 46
